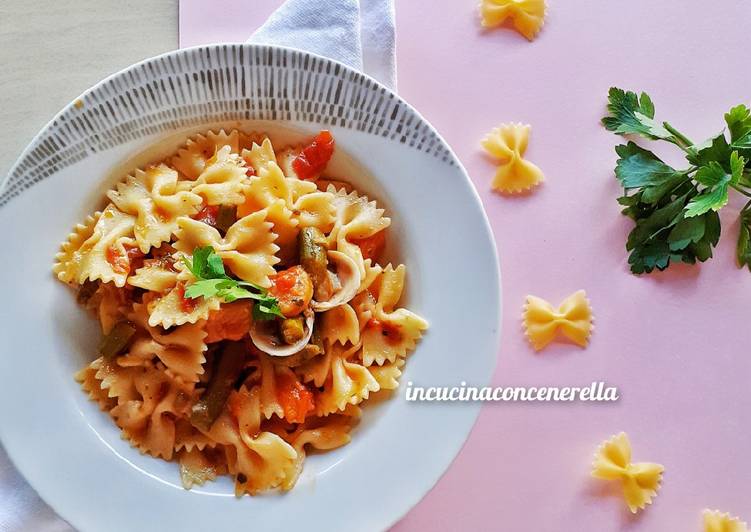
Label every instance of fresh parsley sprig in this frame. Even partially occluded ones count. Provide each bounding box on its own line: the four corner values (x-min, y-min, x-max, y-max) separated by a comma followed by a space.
603, 87, 751, 274
181, 246, 283, 320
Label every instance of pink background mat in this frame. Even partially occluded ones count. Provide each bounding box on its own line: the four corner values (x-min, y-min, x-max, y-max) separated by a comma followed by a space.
180, 1, 751, 530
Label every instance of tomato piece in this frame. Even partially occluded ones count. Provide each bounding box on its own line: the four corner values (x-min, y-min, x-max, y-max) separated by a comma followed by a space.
291, 130, 335, 180
126, 246, 146, 271
367, 318, 403, 345
205, 302, 251, 343
276, 371, 315, 424
351, 230, 386, 261
176, 283, 199, 313
269, 266, 313, 317
193, 204, 219, 227
106, 244, 144, 274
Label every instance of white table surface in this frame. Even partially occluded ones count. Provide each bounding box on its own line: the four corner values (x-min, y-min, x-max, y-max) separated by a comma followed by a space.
0, 0, 178, 180
0, 2, 177, 530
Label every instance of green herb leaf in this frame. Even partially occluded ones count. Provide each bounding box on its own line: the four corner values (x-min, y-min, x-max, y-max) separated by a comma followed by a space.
184, 278, 233, 299
726, 104, 751, 147
626, 194, 686, 253
181, 246, 282, 320
668, 214, 705, 251
687, 134, 732, 168
684, 184, 729, 217
603, 88, 671, 140
252, 299, 284, 321
614, 142, 679, 189
206, 252, 226, 278
605, 90, 751, 274
685, 153, 744, 217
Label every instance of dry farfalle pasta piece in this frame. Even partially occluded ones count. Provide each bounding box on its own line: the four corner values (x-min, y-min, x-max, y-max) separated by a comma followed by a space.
523, 290, 593, 351
591, 432, 664, 514
479, 0, 547, 41
703, 510, 749, 532
482, 123, 544, 194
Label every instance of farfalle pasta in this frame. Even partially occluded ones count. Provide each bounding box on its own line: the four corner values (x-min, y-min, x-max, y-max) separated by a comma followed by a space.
479, 0, 547, 41
703, 510, 749, 532
54, 129, 427, 495
523, 290, 593, 351
591, 432, 664, 513
482, 123, 545, 194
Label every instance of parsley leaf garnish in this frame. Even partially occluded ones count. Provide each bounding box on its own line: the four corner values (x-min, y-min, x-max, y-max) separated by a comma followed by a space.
181, 246, 283, 320
603, 88, 751, 273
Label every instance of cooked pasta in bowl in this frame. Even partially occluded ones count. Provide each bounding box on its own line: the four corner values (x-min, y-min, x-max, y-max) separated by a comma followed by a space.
55, 129, 428, 495
0, 44, 500, 532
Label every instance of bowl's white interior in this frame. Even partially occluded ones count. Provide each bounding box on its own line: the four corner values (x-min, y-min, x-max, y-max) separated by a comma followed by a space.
0, 45, 500, 532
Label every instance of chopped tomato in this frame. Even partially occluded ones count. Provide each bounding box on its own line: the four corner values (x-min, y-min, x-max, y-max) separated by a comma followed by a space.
245, 164, 256, 177
176, 283, 199, 313
154, 205, 170, 222
205, 302, 251, 343
106, 244, 144, 275
350, 230, 386, 261
269, 266, 313, 317
291, 130, 335, 180
367, 318, 403, 345
276, 371, 315, 424
193, 204, 219, 227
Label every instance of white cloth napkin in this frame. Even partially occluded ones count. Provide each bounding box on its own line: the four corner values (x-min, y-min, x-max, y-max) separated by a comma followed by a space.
0, 1, 397, 530
249, 0, 397, 90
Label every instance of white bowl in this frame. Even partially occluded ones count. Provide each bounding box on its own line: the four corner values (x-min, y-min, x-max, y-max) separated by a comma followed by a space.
0, 44, 501, 532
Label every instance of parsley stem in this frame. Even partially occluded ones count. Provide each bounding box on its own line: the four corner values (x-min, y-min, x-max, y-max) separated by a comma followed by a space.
663, 122, 694, 152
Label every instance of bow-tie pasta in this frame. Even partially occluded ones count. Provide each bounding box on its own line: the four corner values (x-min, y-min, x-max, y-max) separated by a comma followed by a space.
523, 290, 593, 351
482, 123, 545, 194
173, 209, 280, 288
703, 510, 749, 532
591, 432, 664, 514
479, 0, 547, 41
108, 165, 202, 252
171, 129, 242, 180
55, 129, 427, 495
